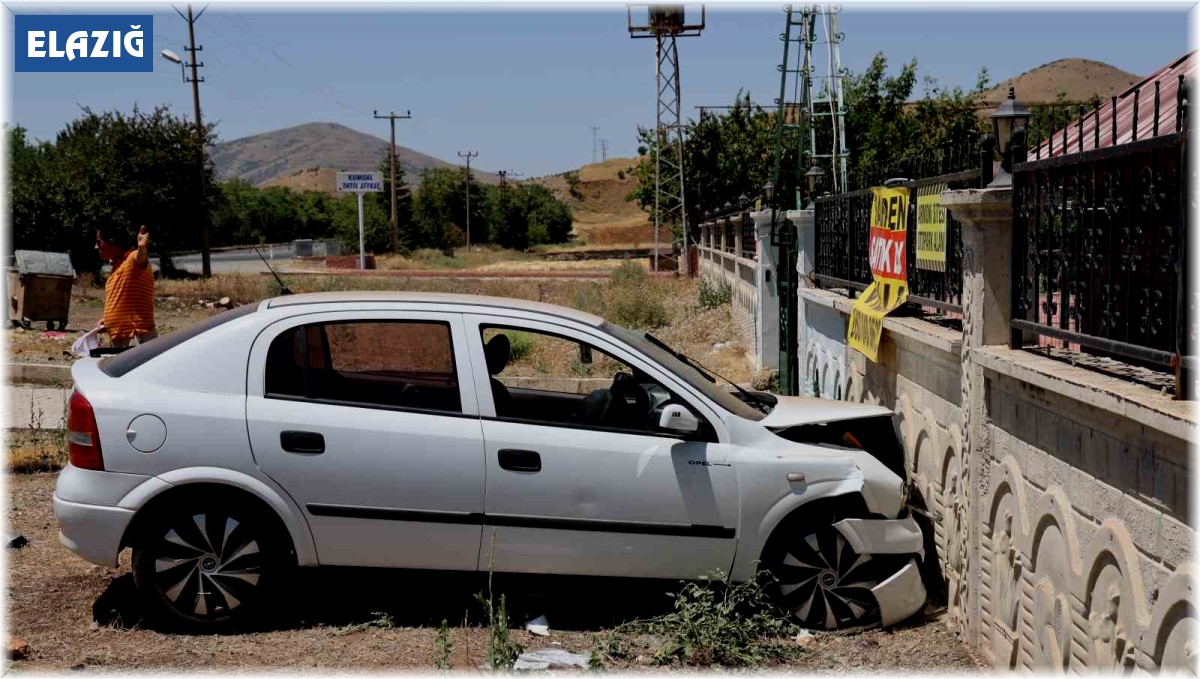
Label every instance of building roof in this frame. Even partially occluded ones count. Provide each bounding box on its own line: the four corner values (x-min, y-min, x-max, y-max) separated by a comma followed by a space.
1028, 50, 1195, 159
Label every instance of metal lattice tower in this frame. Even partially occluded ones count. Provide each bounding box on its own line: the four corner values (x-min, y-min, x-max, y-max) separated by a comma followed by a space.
776, 5, 850, 206
769, 4, 849, 395
629, 5, 705, 274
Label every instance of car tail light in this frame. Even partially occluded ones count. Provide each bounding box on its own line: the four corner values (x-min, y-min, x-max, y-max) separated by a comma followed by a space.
67, 390, 104, 471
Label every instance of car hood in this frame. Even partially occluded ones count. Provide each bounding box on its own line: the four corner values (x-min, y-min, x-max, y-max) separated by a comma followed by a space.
759, 395, 894, 429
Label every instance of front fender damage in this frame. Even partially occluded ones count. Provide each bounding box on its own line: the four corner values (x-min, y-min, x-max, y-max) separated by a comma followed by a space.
833, 515, 928, 628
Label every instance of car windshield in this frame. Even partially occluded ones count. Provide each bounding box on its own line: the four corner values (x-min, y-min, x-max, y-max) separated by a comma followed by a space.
600, 322, 767, 422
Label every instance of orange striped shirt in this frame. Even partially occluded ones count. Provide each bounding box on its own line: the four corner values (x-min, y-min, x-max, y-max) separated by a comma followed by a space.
103, 250, 155, 341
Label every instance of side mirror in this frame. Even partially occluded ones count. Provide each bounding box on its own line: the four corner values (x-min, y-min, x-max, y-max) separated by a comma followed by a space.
658, 404, 699, 434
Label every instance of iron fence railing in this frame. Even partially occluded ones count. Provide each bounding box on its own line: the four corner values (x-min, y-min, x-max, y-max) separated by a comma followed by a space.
1011, 90, 1191, 387
740, 217, 756, 259
813, 137, 982, 315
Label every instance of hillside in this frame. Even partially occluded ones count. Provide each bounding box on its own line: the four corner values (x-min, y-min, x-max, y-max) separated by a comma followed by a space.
532, 157, 667, 247
210, 122, 500, 191
982, 58, 1140, 104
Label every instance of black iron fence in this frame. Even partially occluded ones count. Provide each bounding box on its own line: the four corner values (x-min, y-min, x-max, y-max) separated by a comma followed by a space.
1011, 80, 1191, 390
813, 136, 982, 315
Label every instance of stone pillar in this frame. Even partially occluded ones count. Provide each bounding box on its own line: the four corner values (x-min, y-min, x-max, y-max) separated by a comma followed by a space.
753, 210, 780, 370
734, 215, 744, 259
789, 210, 816, 392
940, 186, 1013, 650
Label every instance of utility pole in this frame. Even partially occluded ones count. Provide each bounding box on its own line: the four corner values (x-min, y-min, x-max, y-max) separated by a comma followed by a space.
457, 150, 478, 249
180, 4, 210, 277
498, 170, 523, 195
373, 109, 412, 252
600, 139, 609, 162
590, 126, 599, 164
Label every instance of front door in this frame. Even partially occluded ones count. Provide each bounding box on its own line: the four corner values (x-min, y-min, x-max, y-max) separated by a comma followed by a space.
465, 314, 739, 580
246, 310, 485, 571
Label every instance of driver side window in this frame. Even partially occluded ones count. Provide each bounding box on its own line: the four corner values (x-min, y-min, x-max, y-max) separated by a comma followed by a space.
480, 325, 704, 437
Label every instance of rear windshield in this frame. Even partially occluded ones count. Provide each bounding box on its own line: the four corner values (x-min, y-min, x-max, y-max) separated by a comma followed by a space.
99, 303, 259, 377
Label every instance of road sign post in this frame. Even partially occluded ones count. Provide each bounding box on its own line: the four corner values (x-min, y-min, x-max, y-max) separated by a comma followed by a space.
336, 171, 384, 270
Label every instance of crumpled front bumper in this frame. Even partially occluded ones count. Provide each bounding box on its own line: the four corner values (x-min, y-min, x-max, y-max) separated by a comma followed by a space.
832, 515, 928, 628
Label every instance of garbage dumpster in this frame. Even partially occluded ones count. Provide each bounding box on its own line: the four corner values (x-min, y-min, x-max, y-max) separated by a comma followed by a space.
8, 250, 75, 331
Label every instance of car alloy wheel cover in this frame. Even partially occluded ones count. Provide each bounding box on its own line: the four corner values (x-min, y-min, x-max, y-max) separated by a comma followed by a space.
774, 526, 881, 630
152, 513, 263, 618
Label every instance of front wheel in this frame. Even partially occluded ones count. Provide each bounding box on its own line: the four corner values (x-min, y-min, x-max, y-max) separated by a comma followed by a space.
131, 496, 290, 632
763, 521, 907, 631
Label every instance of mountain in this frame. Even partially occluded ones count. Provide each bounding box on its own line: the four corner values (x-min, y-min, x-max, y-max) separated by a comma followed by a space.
981, 58, 1141, 105
209, 122, 500, 190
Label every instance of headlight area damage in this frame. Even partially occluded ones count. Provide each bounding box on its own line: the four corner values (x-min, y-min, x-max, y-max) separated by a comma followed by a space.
768, 413, 944, 629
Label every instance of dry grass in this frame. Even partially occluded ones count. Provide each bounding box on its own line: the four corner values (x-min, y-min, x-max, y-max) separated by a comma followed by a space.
375, 247, 535, 272
476, 258, 649, 272
7, 428, 67, 473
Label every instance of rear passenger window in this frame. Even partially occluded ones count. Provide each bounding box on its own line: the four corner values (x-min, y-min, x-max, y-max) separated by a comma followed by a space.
265, 320, 461, 414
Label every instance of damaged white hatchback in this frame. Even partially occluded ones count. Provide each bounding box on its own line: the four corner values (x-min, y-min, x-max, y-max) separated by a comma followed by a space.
54, 291, 934, 632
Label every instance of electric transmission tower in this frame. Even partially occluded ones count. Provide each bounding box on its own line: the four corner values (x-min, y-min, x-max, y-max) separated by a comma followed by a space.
590, 126, 600, 164
629, 5, 705, 274
600, 139, 609, 162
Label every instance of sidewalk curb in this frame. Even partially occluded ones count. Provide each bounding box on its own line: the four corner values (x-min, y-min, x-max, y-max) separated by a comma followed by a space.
6, 363, 73, 387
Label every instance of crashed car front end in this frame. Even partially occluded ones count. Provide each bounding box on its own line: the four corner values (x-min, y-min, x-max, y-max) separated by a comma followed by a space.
729, 396, 934, 630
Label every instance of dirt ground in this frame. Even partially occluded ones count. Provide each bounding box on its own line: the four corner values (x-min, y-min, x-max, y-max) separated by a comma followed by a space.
6, 471, 983, 672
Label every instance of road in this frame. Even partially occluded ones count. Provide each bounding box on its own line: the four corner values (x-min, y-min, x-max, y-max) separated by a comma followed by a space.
170, 243, 296, 274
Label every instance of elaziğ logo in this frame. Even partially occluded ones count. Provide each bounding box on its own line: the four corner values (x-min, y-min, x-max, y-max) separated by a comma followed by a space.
16, 15, 153, 73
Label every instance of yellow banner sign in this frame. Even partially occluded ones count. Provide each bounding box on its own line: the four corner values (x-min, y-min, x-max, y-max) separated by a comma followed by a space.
848, 186, 910, 362
916, 183, 948, 272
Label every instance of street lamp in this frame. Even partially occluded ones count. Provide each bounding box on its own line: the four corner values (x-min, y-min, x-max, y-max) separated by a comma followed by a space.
160, 50, 185, 82
988, 86, 1031, 187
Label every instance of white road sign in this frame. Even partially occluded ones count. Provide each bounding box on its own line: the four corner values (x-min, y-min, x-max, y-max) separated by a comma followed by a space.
335, 171, 384, 270
336, 171, 383, 193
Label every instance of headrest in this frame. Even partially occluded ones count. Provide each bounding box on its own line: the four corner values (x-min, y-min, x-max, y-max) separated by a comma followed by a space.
485, 334, 511, 376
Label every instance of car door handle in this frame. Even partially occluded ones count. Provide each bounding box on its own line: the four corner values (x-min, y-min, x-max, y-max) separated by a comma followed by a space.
280, 431, 325, 455
498, 449, 541, 472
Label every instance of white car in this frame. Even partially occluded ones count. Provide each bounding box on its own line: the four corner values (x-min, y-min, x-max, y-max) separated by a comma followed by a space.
54, 292, 931, 632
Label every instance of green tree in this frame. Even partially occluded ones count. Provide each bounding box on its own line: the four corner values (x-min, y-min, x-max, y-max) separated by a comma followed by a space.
332, 192, 391, 254
374, 150, 414, 252
9, 106, 217, 273
413, 167, 486, 250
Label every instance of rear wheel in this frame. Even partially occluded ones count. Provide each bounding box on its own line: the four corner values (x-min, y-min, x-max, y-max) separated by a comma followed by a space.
131, 496, 289, 632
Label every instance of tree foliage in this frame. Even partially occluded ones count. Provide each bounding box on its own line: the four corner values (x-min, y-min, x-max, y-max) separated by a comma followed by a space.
627, 53, 992, 234
8, 107, 575, 271
8, 106, 217, 272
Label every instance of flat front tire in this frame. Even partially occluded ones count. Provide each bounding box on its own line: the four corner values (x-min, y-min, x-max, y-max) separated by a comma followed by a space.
762, 513, 909, 632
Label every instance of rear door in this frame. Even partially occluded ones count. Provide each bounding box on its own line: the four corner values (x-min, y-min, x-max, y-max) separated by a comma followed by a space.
246, 309, 485, 570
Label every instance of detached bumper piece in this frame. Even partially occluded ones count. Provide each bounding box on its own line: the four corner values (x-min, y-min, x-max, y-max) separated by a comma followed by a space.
832, 516, 928, 628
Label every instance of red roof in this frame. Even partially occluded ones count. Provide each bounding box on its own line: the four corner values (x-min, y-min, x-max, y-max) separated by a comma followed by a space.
1028, 50, 1194, 159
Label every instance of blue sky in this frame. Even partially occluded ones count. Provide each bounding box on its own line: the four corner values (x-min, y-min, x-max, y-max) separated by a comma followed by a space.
7, 5, 1193, 176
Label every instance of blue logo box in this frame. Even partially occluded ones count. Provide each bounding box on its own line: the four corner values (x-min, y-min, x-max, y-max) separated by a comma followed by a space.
15, 15, 153, 72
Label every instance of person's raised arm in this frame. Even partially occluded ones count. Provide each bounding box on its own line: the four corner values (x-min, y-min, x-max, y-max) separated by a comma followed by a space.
135, 226, 150, 269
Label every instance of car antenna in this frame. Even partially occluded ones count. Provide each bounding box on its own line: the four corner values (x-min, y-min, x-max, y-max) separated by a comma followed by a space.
252, 244, 292, 295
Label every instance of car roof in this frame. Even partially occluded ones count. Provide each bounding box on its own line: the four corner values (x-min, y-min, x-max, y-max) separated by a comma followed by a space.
264, 290, 605, 327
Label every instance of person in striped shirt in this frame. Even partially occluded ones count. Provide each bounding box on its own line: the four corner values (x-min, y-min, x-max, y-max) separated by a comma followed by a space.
95, 226, 157, 348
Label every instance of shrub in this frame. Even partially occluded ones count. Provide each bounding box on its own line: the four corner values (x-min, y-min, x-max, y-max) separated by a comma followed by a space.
571, 283, 607, 317
590, 570, 800, 669
608, 263, 667, 329
503, 331, 535, 362
698, 277, 732, 310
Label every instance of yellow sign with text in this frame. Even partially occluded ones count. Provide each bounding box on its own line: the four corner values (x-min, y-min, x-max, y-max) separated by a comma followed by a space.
916, 183, 948, 271
847, 186, 910, 362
